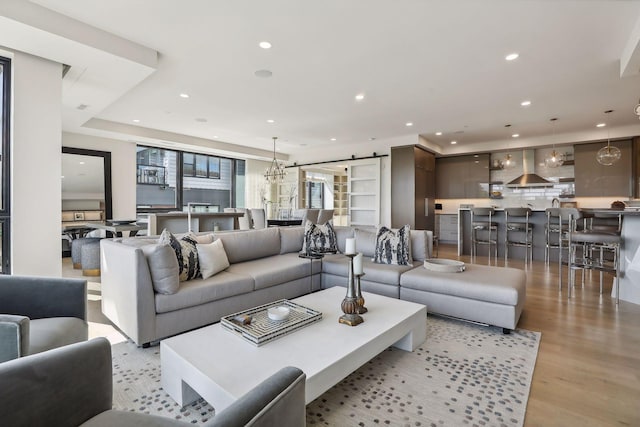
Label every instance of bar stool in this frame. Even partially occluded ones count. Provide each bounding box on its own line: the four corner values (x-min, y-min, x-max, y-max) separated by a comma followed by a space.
504, 208, 533, 264
558, 208, 622, 303
545, 208, 559, 264
471, 207, 498, 260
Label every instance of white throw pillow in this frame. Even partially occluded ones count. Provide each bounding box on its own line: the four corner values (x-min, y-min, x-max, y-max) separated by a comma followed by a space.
197, 239, 230, 279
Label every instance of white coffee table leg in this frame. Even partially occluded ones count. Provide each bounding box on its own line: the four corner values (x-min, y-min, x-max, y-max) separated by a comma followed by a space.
392, 309, 427, 351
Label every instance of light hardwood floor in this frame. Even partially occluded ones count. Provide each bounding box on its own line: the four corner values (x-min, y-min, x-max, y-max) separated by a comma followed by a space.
437, 243, 640, 427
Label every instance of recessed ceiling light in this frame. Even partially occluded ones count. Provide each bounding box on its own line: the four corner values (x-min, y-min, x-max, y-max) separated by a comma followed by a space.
213, 135, 219, 138
259, 41, 272, 49
596, 123, 606, 128
330, 138, 337, 141
505, 53, 519, 61
355, 94, 365, 101
79, 161, 85, 165
267, 119, 275, 123
512, 133, 520, 138
435, 132, 443, 136
254, 69, 273, 78
450, 141, 457, 145
132, 119, 140, 123
61, 176, 65, 179
406, 122, 413, 127
179, 93, 190, 98
520, 100, 531, 107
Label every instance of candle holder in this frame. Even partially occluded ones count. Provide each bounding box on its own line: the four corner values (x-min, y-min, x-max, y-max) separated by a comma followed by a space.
354, 273, 367, 314
339, 253, 364, 326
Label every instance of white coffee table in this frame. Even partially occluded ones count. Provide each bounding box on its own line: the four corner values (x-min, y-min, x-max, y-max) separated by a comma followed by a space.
161, 286, 427, 411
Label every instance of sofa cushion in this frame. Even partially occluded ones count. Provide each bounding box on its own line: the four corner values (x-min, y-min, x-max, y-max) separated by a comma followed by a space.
333, 226, 355, 254
29, 317, 88, 356
374, 225, 412, 265
279, 226, 304, 254
158, 230, 200, 281
197, 239, 230, 279
83, 410, 192, 426
227, 254, 316, 291
354, 228, 377, 257
321, 254, 417, 286
400, 264, 525, 306
215, 228, 281, 264
410, 230, 429, 261
155, 271, 254, 314
303, 220, 338, 253
141, 244, 180, 294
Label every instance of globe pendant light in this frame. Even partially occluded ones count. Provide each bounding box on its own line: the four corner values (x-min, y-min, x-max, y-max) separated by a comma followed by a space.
596, 111, 621, 166
264, 137, 287, 183
502, 153, 516, 169
544, 117, 565, 168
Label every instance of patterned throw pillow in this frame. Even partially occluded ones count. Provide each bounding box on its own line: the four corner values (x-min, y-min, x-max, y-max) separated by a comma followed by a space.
302, 220, 338, 254
158, 229, 200, 281
373, 225, 412, 265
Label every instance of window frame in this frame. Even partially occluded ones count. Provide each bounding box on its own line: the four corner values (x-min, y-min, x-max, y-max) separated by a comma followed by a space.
0, 56, 11, 273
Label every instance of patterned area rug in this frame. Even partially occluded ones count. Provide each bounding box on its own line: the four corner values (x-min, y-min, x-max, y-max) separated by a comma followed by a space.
111, 315, 540, 426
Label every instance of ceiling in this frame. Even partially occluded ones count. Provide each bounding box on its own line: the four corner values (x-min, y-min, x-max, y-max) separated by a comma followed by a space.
5, 0, 640, 159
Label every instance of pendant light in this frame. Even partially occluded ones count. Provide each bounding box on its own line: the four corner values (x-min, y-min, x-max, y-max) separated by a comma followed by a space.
544, 117, 565, 168
596, 110, 621, 166
264, 137, 287, 183
502, 124, 516, 169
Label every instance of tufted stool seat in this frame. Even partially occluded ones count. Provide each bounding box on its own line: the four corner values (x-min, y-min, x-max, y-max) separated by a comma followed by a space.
71, 237, 101, 269
80, 240, 101, 276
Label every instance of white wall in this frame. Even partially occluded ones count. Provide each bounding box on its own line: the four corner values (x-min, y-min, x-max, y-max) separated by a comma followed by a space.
245, 158, 273, 210
62, 132, 137, 220
9, 50, 62, 276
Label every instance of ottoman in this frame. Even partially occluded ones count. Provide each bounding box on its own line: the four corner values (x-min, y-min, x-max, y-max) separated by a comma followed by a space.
80, 240, 101, 277
71, 237, 101, 269
400, 263, 526, 332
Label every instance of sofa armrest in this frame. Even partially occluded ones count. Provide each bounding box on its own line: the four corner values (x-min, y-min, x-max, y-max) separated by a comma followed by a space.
0, 275, 87, 320
100, 239, 157, 346
0, 314, 29, 362
205, 366, 306, 427
0, 337, 112, 427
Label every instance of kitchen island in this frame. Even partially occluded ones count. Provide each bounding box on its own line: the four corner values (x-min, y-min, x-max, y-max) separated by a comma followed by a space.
458, 207, 640, 306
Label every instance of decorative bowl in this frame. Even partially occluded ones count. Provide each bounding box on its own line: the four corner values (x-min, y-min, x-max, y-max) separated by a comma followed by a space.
267, 306, 291, 321
424, 259, 466, 273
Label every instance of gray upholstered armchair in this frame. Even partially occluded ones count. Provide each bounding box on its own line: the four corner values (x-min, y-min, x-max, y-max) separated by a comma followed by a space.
0, 275, 88, 363
0, 337, 306, 427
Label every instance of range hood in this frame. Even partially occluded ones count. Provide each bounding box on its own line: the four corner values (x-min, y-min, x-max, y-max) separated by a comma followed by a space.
505, 150, 553, 187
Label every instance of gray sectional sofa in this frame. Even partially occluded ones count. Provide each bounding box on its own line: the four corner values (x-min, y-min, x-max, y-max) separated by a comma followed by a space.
101, 225, 525, 346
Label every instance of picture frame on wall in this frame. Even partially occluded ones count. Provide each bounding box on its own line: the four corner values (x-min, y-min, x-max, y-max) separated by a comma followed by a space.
74, 212, 85, 221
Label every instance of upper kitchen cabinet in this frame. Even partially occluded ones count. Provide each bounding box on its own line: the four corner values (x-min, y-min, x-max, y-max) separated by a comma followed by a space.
436, 154, 490, 199
574, 139, 632, 197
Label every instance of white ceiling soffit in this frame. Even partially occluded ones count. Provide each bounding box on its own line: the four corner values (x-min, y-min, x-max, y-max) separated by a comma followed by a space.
0, 0, 157, 129
621, 14, 640, 77
84, 118, 288, 162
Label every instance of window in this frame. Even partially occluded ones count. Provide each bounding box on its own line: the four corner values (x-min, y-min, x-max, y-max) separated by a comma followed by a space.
0, 57, 10, 273
183, 153, 195, 176
136, 147, 178, 209
136, 146, 245, 212
306, 181, 324, 209
195, 155, 207, 177
209, 157, 220, 178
